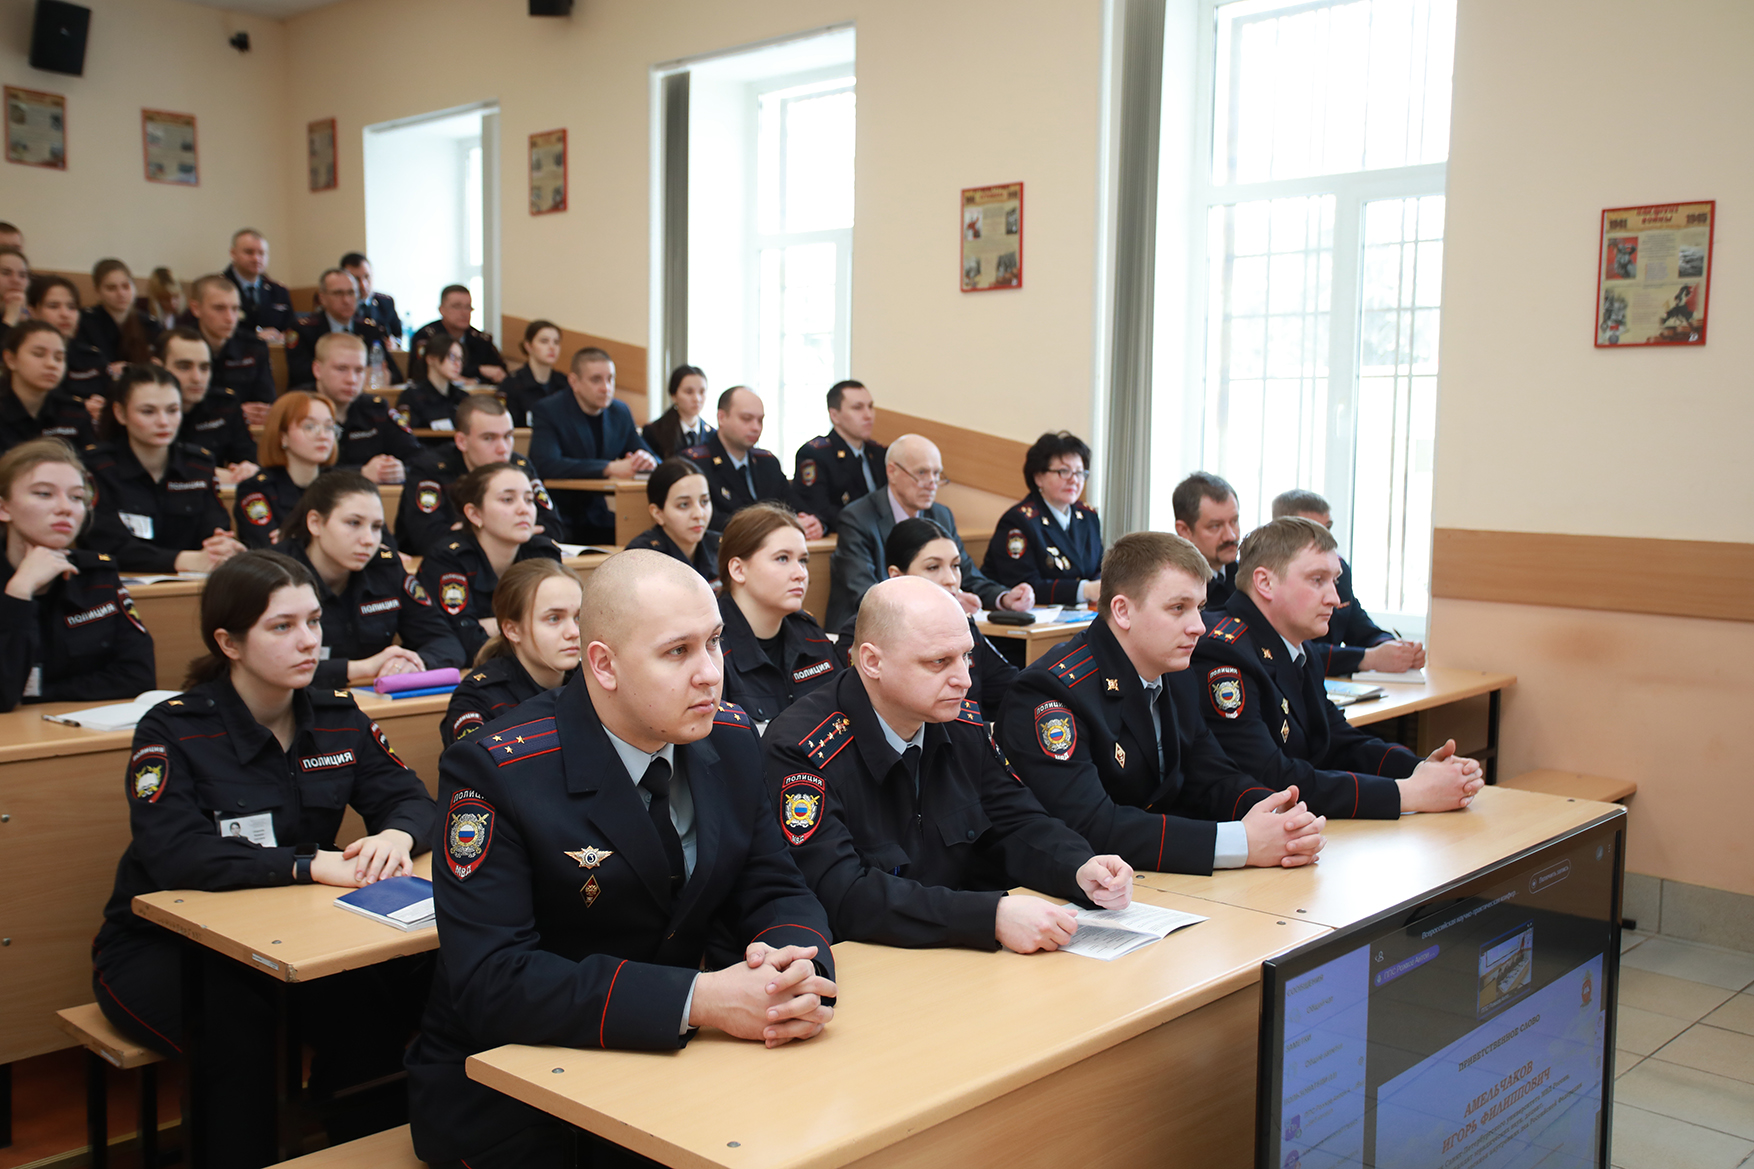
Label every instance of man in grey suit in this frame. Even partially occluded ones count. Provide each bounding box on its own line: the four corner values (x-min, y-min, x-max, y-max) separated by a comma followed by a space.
827, 434, 1035, 629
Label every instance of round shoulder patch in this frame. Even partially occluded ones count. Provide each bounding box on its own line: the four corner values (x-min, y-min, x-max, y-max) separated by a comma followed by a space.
446, 790, 495, 880
131, 744, 169, 802
779, 773, 826, 846
416, 481, 442, 513
1033, 701, 1076, 761
241, 493, 272, 526
800, 460, 817, 486
1207, 666, 1245, 719
1006, 529, 1026, 559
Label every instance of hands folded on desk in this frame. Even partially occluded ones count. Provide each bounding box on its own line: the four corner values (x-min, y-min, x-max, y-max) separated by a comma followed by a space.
997, 855, 1135, 954
308, 828, 417, 887
1398, 739, 1486, 813
1245, 786, 1327, 868
690, 943, 837, 1049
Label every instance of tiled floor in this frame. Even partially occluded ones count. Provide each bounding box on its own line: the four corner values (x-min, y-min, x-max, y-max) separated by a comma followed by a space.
1614, 931, 1754, 1169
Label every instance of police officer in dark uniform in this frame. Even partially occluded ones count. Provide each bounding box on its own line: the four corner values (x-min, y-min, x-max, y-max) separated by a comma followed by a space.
189, 274, 277, 412
28, 275, 110, 405
222, 229, 296, 336
157, 328, 259, 474
304, 332, 422, 476
984, 432, 1104, 606
764, 576, 1133, 951
443, 655, 544, 747
1, 438, 155, 711
340, 253, 399, 339
1192, 517, 1484, 819
418, 532, 560, 663
395, 396, 563, 555
624, 456, 719, 586
440, 559, 583, 747
1171, 472, 1242, 610
2, 320, 96, 452
713, 503, 839, 727
410, 285, 505, 384
792, 380, 886, 533
686, 387, 817, 534
999, 532, 1327, 876
92, 549, 435, 1169
407, 551, 837, 1169
233, 464, 308, 549
285, 268, 390, 388
399, 331, 474, 435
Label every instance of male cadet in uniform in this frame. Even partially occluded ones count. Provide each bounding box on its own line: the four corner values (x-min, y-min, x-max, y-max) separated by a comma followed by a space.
340, 252, 399, 341
765, 576, 1133, 951
827, 434, 1032, 630
398, 394, 563, 555
221, 228, 295, 340
153, 327, 258, 485
410, 285, 506, 384
528, 346, 656, 544
999, 532, 1326, 875
189, 273, 276, 426
310, 332, 420, 485
1192, 517, 1483, 819
1270, 489, 1425, 677
407, 551, 838, 1169
1173, 471, 1242, 609
793, 379, 885, 533
286, 268, 389, 388
687, 386, 824, 537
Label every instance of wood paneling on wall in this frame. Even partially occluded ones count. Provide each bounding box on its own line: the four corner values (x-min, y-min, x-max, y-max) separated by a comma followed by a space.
872, 408, 1031, 501
501, 315, 649, 424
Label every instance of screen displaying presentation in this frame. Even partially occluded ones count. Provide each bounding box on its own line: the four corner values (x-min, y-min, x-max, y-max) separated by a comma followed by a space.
1258, 815, 1624, 1169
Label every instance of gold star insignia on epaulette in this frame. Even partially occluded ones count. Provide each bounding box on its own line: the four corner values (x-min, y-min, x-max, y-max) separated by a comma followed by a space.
335, 690, 349, 697
472, 672, 485, 681
712, 456, 723, 465
1106, 678, 1120, 692
449, 543, 460, 550
1262, 647, 1274, 660
502, 744, 515, 754
98, 553, 111, 561
492, 734, 503, 742
836, 449, 845, 458
168, 699, 183, 706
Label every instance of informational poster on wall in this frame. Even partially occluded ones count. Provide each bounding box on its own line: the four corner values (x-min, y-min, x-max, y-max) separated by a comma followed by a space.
530, 129, 567, 215
961, 182, 1023, 292
308, 118, 337, 192
1595, 200, 1713, 347
6, 86, 66, 169
141, 110, 198, 186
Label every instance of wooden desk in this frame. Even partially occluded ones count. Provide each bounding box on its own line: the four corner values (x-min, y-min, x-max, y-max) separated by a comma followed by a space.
1133, 785, 1621, 930
543, 478, 647, 545
1338, 668, 1516, 782
468, 889, 1327, 1169
125, 577, 205, 691
975, 614, 1094, 664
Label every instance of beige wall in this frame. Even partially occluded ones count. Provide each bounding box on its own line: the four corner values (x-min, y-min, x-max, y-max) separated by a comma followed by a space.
1436, 0, 1754, 894
279, 0, 1101, 445
1, 0, 290, 283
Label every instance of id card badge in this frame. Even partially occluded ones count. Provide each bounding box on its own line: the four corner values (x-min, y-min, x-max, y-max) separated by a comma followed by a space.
23, 664, 42, 699
428, 419, 454, 432
118, 512, 155, 540
215, 811, 278, 847
319, 645, 331, 660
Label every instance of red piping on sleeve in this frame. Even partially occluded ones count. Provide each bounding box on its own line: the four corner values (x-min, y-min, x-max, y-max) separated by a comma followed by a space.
1155, 815, 1167, 871
1346, 772, 1361, 817
1231, 787, 1273, 819
751, 924, 832, 952
600, 959, 627, 1049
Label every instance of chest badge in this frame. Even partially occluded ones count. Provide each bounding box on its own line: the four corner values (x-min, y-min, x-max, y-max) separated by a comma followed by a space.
582, 876, 602, 907
565, 845, 614, 869
1262, 647, 1274, 661
1106, 678, 1120, 692
1281, 719, 1291, 742
1281, 698, 1290, 713
1114, 743, 1126, 768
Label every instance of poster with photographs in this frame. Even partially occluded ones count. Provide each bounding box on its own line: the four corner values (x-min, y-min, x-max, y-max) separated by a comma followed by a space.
1595, 201, 1714, 347
6, 86, 66, 169
529, 129, 567, 215
142, 109, 198, 186
308, 118, 337, 192
961, 182, 1023, 292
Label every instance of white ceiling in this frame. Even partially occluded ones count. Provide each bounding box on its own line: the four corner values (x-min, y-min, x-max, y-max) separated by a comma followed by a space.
181, 0, 340, 19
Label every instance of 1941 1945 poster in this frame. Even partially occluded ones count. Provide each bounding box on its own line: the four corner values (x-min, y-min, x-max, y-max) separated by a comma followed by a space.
1596, 201, 1713, 347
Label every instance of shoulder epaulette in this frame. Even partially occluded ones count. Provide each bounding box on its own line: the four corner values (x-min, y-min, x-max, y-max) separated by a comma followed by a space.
1048, 643, 1097, 688
1208, 616, 1248, 644
714, 701, 754, 730
485, 717, 560, 766
956, 698, 984, 726
310, 687, 360, 708
683, 443, 709, 458
806, 435, 830, 449
1018, 503, 1037, 519
800, 710, 853, 768
378, 547, 395, 560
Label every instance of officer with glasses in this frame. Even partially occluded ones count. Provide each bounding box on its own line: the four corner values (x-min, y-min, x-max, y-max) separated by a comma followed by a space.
232, 391, 342, 548
983, 431, 1104, 606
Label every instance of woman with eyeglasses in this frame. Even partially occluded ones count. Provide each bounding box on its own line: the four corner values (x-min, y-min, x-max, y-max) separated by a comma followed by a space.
232, 391, 339, 548
982, 431, 1104, 605
399, 332, 470, 436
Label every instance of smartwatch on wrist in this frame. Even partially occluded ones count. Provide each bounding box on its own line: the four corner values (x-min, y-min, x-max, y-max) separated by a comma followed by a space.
293, 843, 320, 884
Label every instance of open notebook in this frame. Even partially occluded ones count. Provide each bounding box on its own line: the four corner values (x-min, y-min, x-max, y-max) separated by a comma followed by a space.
42, 690, 182, 732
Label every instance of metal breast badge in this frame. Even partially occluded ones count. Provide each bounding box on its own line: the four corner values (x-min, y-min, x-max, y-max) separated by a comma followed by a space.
565, 845, 614, 869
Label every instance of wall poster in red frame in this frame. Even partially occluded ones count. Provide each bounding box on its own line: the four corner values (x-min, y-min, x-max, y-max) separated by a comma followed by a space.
961, 182, 1022, 292
530, 129, 567, 215
1595, 201, 1713, 347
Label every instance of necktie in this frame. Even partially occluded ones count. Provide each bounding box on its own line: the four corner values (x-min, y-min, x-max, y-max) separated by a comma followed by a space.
742, 463, 758, 500
901, 744, 922, 796
1142, 681, 1165, 772
640, 757, 686, 892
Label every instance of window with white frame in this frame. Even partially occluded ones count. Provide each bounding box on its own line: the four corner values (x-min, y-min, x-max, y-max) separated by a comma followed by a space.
1170, 0, 1455, 626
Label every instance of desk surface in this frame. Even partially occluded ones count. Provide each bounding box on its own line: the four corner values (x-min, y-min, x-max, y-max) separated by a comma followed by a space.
1340, 667, 1515, 728
466, 887, 1325, 1169
1134, 785, 1620, 929
131, 854, 436, 983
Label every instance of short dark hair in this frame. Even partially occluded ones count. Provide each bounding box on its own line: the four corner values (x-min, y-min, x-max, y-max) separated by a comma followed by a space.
1271, 489, 1330, 519
418, 330, 463, 371
1022, 431, 1091, 494
451, 461, 528, 528
827, 379, 867, 411
231, 228, 265, 246
455, 393, 508, 434
279, 469, 379, 546
1098, 531, 1211, 615
646, 456, 705, 507
1237, 516, 1338, 588
717, 385, 755, 412
153, 326, 208, 361
569, 346, 612, 374
339, 252, 368, 269
191, 273, 236, 304
883, 516, 950, 573
1171, 471, 1236, 526
0, 222, 19, 236
317, 268, 355, 294
26, 273, 78, 311
666, 364, 705, 399
439, 284, 470, 304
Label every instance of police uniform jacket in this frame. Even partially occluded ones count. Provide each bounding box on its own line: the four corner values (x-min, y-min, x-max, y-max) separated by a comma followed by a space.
997, 617, 1273, 876
1191, 590, 1417, 819
834, 612, 1015, 723
83, 441, 230, 573
74, 307, 161, 367
224, 266, 296, 335
285, 311, 390, 389
683, 433, 798, 533
625, 524, 720, 588
764, 668, 1096, 950
417, 530, 562, 662
718, 594, 839, 727
232, 464, 312, 549
0, 385, 96, 452
793, 431, 886, 533
826, 490, 1007, 630
354, 291, 398, 338
284, 540, 464, 692
499, 364, 567, 427
397, 376, 471, 434
93, 678, 435, 954
406, 678, 835, 1163
331, 392, 422, 470
442, 654, 564, 747
983, 491, 1103, 606
640, 406, 715, 459
394, 448, 564, 556
411, 321, 503, 382
178, 388, 256, 468
209, 330, 277, 405
58, 337, 111, 402
528, 393, 651, 535
1307, 557, 1395, 676
0, 551, 155, 712
1204, 561, 1239, 610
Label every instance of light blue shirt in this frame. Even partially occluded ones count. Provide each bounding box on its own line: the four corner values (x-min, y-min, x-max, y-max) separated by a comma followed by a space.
875, 713, 926, 795
1140, 672, 1248, 869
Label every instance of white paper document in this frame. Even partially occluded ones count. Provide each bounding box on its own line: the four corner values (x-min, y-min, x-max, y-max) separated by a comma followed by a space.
42, 690, 182, 732
1060, 901, 1208, 961
553, 543, 617, 558
1350, 668, 1426, 684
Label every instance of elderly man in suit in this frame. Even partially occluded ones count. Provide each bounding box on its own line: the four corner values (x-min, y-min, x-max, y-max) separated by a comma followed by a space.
528, 346, 658, 543
826, 433, 1033, 629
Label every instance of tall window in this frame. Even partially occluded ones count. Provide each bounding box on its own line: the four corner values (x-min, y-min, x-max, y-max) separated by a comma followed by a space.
1180, 0, 1454, 624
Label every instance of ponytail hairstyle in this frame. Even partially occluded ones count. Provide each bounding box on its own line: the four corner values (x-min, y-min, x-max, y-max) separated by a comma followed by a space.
183, 549, 316, 688
90, 259, 153, 363
99, 363, 180, 443
278, 469, 379, 547
883, 516, 951, 574
665, 363, 706, 400
717, 501, 806, 586
520, 318, 561, 357
449, 460, 524, 532
474, 558, 583, 665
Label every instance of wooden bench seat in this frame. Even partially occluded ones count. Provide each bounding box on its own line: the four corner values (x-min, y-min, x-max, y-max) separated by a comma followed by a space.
1501, 769, 1638, 803
54, 1003, 163, 1070
279, 1123, 426, 1166
54, 1003, 168, 1169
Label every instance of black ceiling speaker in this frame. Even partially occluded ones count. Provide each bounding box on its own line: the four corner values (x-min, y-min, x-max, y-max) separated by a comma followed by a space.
529, 0, 572, 14
29, 1, 91, 77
